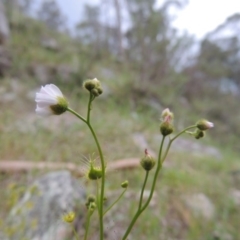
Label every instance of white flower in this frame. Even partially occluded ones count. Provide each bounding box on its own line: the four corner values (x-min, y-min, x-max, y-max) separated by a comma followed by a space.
35, 84, 68, 116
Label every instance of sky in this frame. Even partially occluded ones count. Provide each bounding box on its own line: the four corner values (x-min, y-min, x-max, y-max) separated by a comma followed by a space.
54, 0, 240, 39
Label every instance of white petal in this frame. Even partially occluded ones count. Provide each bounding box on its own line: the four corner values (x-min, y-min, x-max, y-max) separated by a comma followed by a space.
35, 106, 53, 116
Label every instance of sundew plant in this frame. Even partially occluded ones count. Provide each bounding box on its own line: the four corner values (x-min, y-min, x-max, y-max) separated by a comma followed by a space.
35, 79, 214, 240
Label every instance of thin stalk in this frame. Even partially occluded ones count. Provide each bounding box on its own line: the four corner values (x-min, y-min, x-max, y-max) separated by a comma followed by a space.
67, 108, 87, 123
84, 211, 92, 240
162, 125, 197, 163
122, 136, 166, 240
86, 122, 105, 240
67, 98, 105, 240
138, 171, 149, 210
72, 225, 79, 240
103, 188, 127, 216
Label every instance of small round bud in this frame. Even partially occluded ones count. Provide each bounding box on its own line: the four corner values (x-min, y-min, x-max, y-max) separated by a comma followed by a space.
89, 202, 97, 213
160, 122, 174, 136
194, 129, 205, 139
196, 119, 214, 131
140, 149, 156, 171
83, 79, 99, 91
86, 194, 96, 209
121, 180, 129, 188
87, 161, 103, 180
62, 212, 75, 223
83, 78, 103, 97
91, 88, 100, 97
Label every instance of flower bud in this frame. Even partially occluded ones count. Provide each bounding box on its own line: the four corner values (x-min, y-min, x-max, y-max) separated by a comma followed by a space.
196, 119, 214, 131
161, 108, 174, 120
87, 161, 103, 180
83, 78, 103, 97
62, 211, 75, 223
121, 180, 129, 188
89, 202, 97, 213
140, 149, 156, 171
194, 129, 205, 139
160, 108, 174, 136
85, 194, 96, 209
160, 122, 174, 136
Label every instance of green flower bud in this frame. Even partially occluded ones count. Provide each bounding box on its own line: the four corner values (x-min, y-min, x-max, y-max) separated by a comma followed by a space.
87, 161, 103, 180
85, 194, 96, 209
196, 119, 214, 131
83, 78, 103, 97
89, 202, 97, 213
121, 180, 129, 188
194, 129, 205, 139
140, 149, 156, 171
160, 108, 174, 136
160, 122, 174, 136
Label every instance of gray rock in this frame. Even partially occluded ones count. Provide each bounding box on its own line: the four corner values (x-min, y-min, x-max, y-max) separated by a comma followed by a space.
6, 171, 86, 240
230, 189, 240, 206
0, 1, 10, 44
183, 193, 215, 220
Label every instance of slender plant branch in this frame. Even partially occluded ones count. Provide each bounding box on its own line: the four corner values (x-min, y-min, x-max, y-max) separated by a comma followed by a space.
138, 171, 149, 210
67, 98, 106, 240
161, 125, 197, 163
84, 210, 93, 240
103, 188, 127, 216
67, 108, 87, 123
72, 225, 79, 240
122, 136, 166, 240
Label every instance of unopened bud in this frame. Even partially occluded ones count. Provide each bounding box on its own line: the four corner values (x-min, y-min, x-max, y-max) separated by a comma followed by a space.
196, 119, 214, 131
87, 161, 103, 180
83, 78, 103, 97
85, 194, 96, 209
121, 180, 129, 188
160, 108, 174, 136
140, 149, 156, 171
160, 122, 174, 136
194, 129, 205, 139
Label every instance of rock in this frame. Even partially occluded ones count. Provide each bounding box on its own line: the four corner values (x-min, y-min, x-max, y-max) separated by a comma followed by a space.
183, 193, 215, 220
0, 1, 10, 44
230, 189, 240, 206
41, 37, 59, 51
6, 171, 86, 240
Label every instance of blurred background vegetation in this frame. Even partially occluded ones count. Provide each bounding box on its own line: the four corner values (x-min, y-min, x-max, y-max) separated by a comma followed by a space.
0, 0, 240, 239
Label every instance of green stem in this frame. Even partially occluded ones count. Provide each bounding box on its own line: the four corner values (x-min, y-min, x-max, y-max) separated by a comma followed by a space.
87, 94, 94, 123
138, 171, 149, 210
86, 122, 105, 240
171, 125, 196, 142
161, 125, 197, 163
67, 98, 105, 240
72, 225, 79, 240
84, 211, 92, 240
122, 136, 165, 240
103, 188, 127, 216
67, 108, 87, 123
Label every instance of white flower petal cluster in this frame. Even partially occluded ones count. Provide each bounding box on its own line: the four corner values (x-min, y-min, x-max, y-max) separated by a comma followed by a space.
35, 84, 68, 116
